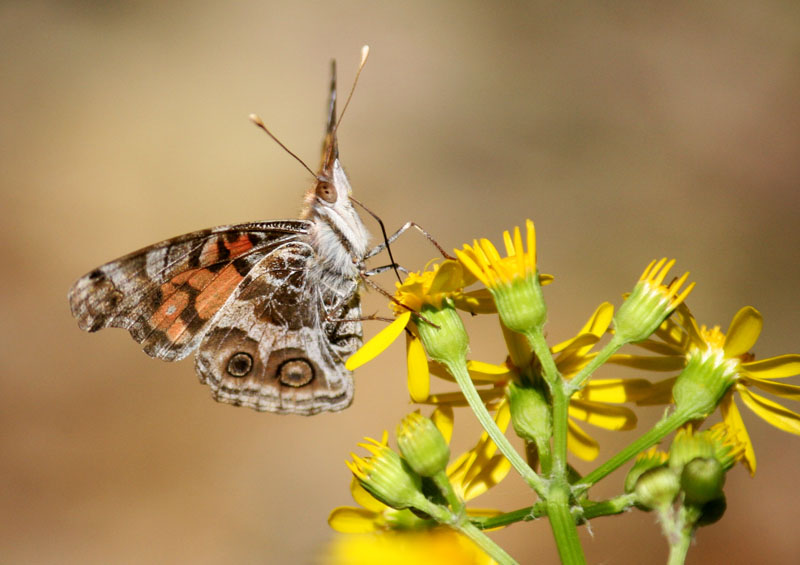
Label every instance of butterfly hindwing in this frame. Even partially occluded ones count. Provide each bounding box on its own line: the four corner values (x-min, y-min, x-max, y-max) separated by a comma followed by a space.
68, 221, 310, 362
194, 241, 363, 414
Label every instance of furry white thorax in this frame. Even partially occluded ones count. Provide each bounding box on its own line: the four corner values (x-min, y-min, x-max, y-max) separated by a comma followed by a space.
302, 159, 370, 293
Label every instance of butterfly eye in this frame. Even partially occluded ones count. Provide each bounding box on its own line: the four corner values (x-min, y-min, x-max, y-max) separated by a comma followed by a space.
316, 180, 337, 204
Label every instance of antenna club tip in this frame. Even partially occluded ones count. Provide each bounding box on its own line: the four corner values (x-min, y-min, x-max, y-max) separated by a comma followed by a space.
249, 113, 264, 126
360, 45, 370, 64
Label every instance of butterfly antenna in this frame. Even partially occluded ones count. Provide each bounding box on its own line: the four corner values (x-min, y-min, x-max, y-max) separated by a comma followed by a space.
249, 113, 317, 179
333, 45, 369, 133
350, 195, 403, 283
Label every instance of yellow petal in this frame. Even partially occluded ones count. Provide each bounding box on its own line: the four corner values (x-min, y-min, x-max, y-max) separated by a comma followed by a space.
539, 273, 554, 285
346, 312, 411, 371
568, 399, 637, 430
576, 378, 654, 403
350, 476, 387, 513
745, 377, 800, 401
423, 389, 504, 406
723, 306, 763, 358
525, 219, 536, 268
431, 406, 454, 444
742, 354, 800, 379
454, 248, 489, 287
461, 453, 512, 501
738, 386, 800, 436
406, 334, 430, 402
429, 260, 462, 294
500, 321, 533, 369
502, 229, 514, 257
607, 353, 685, 372
567, 419, 600, 461
327, 507, 379, 533
720, 392, 756, 475
551, 332, 598, 356
634, 376, 676, 406
453, 289, 497, 314
466, 359, 515, 383
639, 335, 685, 356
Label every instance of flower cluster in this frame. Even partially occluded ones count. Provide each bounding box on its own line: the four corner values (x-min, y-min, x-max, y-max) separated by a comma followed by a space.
327, 219, 799, 564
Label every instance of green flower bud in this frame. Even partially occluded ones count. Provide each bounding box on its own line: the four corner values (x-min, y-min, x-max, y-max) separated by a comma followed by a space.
414, 304, 469, 367
681, 458, 725, 506
695, 495, 727, 527
633, 466, 680, 511
668, 427, 716, 472
396, 412, 451, 477
491, 274, 547, 335
347, 439, 425, 510
625, 447, 669, 494
507, 382, 551, 453
672, 349, 738, 419
613, 258, 693, 344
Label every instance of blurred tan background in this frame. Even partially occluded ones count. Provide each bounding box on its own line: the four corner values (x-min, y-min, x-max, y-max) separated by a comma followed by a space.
2, 1, 799, 563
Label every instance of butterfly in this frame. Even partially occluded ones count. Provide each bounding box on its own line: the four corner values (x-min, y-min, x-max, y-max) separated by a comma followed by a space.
68, 50, 375, 415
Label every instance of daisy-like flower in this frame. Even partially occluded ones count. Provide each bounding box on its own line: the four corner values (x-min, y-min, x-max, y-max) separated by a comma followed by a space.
455, 219, 553, 336
329, 406, 511, 535
346, 260, 493, 401
613, 258, 695, 344
610, 304, 800, 474
425, 303, 652, 462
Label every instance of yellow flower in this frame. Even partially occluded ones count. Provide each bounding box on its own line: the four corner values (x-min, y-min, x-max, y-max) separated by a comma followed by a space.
325, 529, 495, 565
345, 432, 426, 511
346, 260, 493, 402
612, 304, 800, 474
329, 407, 509, 535
455, 220, 553, 335
613, 258, 695, 344
425, 303, 652, 461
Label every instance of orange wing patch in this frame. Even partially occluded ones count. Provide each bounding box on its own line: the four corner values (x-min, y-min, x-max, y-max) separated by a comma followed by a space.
196, 264, 244, 320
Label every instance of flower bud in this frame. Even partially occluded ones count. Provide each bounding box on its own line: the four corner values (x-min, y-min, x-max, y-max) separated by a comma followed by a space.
672, 348, 737, 419
346, 437, 425, 510
414, 304, 469, 367
681, 457, 725, 506
625, 447, 669, 494
507, 382, 551, 453
613, 258, 693, 344
396, 412, 451, 477
633, 466, 680, 511
695, 495, 727, 527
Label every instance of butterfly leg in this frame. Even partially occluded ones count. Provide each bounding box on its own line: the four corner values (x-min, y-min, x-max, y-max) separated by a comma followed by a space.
364, 221, 454, 261
362, 263, 410, 277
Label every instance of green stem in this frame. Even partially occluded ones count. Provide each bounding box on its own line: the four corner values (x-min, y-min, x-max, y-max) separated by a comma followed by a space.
547, 481, 587, 565
432, 470, 464, 516
667, 531, 691, 565
579, 407, 692, 489
567, 334, 626, 393
416, 498, 518, 565
525, 328, 568, 473
447, 360, 547, 497
470, 503, 546, 529
471, 493, 636, 530
525, 329, 586, 563
580, 494, 636, 519
458, 521, 518, 565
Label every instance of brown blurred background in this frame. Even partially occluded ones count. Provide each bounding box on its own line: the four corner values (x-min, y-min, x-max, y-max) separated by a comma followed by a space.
2, 1, 799, 563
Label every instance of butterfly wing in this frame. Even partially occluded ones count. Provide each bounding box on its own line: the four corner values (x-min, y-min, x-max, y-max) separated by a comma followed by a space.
195, 240, 362, 414
68, 221, 310, 362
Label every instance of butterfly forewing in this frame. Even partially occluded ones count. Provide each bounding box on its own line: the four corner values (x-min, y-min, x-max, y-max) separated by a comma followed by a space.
68, 221, 311, 362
